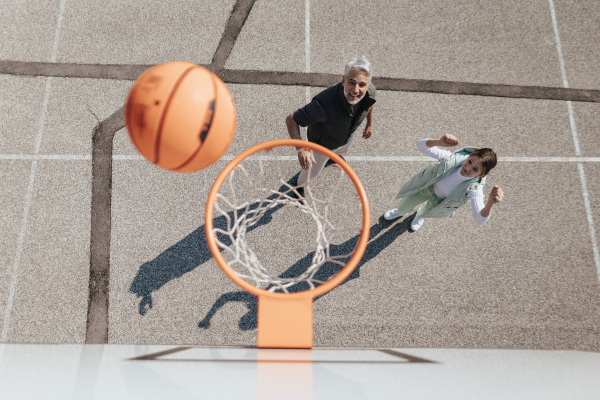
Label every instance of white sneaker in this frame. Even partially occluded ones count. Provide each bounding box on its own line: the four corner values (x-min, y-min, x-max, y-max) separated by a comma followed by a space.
384, 209, 402, 220
410, 214, 425, 231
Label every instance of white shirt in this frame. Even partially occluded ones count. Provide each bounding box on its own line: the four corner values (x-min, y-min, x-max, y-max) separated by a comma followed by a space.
417, 139, 489, 225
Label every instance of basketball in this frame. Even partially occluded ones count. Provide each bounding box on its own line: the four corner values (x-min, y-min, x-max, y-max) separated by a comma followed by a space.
124, 61, 237, 172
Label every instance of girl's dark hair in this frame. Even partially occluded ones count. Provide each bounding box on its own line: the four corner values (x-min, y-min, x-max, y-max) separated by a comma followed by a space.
471, 148, 497, 177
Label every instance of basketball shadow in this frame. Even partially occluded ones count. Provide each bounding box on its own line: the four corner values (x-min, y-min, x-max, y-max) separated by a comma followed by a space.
129, 176, 298, 315
198, 214, 410, 331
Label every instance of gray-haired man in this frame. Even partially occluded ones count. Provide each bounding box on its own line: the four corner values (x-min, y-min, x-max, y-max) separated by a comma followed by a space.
285, 56, 376, 188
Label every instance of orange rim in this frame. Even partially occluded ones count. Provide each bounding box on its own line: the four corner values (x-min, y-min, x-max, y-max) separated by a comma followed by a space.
205, 139, 370, 299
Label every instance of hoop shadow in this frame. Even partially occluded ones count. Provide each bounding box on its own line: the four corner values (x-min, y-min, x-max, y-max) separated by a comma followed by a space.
129, 177, 299, 315
198, 215, 410, 331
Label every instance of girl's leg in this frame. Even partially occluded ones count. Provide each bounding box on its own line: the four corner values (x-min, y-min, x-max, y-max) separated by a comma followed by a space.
415, 187, 443, 216
396, 189, 430, 216
411, 187, 442, 231
388, 186, 440, 228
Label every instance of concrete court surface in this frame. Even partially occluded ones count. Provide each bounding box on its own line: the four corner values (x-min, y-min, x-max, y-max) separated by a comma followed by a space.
1, 0, 600, 361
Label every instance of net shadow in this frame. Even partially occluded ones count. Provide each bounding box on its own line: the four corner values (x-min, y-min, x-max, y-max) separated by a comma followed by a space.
129, 176, 295, 315
198, 215, 410, 330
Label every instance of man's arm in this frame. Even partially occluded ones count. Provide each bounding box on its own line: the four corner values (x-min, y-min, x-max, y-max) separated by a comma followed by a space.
285, 113, 303, 149
285, 112, 315, 171
362, 105, 374, 138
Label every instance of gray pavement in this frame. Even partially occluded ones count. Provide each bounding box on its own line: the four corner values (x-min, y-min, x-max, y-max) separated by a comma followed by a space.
1, 0, 599, 352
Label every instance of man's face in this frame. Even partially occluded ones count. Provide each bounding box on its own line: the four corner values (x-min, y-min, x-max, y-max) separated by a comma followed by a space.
342, 69, 370, 105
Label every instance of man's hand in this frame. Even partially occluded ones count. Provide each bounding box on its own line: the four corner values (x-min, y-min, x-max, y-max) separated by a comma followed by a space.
297, 149, 316, 171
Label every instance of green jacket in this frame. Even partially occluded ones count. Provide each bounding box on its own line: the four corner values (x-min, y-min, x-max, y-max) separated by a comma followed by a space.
395, 147, 486, 218
307, 82, 376, 150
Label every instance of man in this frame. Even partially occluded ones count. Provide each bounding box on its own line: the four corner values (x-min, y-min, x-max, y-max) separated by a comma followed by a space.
285, 56, 376, 190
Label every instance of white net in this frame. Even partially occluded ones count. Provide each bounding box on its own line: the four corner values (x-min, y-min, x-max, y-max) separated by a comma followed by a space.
209, 144, 367, 293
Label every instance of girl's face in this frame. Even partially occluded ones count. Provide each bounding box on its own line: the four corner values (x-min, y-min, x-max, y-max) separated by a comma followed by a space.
460, 155, 484, 178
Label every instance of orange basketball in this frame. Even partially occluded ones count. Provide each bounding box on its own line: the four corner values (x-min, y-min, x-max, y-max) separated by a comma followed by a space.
125, 61, 236, 172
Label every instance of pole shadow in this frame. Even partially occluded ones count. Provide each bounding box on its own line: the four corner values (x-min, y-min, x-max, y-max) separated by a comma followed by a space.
198, 214, 410, 331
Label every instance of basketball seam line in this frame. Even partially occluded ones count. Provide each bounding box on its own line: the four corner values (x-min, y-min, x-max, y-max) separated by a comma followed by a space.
174, 72, 219, 171
154, 65, 199, 164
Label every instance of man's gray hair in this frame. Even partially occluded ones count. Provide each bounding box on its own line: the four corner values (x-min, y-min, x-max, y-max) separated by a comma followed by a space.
344, 56, 372, 83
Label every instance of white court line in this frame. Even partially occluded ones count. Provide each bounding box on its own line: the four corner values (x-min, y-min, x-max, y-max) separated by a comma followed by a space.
1, 0, 67, 343
0, 80, 51, 339
549, 0, 600, 280
305, 0, 311, 104
0, 154, 92, 160
1, 161, 37, 342
1, 87, 50, 341
578, 164, 600, 272
549, 0, 581, 155
566, 101, 581, 156
548, 0, 569, 88
342, 156, 600, 163
2, 154, 600, 163
51, 0, 66, 64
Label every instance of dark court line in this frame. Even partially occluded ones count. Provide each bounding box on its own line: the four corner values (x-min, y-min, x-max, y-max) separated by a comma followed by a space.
81, 0, 257, 344
1, 60, 599, 102
209, 0, 256, 72
85, 107, 124, 344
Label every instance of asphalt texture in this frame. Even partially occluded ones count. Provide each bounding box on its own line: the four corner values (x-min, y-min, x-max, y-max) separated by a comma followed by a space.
1, 0, 599, 352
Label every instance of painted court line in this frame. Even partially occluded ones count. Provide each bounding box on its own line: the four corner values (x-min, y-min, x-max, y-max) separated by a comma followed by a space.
2, 154, 600, 163
305, 0, 310, 75
1, 81, 51, 341
578, 164, 600, 275
305, 0, 311, 104
1, 161, 37, 342
52, 0, 66, 64
549, 0, 569, 89
548, 0, 600, 280
1, 0, 66, 342
550, 0, 582, 156
0, 154, 92, 160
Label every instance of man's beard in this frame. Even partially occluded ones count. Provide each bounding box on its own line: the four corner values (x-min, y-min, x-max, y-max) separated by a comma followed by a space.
344, 89, 365, 105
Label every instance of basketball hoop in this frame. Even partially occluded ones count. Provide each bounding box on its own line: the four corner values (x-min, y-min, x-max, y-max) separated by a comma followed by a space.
205, 139, 370, 348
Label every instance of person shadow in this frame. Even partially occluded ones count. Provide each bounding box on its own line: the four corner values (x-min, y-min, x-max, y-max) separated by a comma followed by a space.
197, 214, 410, 331
129, 176, 300, 316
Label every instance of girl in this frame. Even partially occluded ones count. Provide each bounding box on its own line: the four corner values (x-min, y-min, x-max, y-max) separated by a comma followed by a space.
384, 134, 503, 231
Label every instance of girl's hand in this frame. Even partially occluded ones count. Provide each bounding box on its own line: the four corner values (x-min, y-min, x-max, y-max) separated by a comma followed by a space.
439, 134, 459, 147
488, 185, 503, 205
